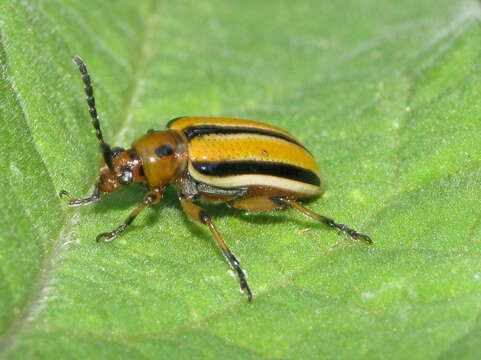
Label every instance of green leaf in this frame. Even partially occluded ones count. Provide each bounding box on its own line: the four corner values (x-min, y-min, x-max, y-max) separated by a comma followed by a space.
1, 0, 480, 358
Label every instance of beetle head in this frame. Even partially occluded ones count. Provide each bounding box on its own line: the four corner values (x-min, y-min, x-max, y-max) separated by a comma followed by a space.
97, 148, 146, 194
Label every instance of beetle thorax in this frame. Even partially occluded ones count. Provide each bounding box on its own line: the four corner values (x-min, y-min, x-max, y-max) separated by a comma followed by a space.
132, 130, 188, 189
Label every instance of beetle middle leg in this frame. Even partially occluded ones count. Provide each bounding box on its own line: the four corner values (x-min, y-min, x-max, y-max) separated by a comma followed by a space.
96, 189, 163, 242
271, 197, 373, 244
179, 195, 253, 301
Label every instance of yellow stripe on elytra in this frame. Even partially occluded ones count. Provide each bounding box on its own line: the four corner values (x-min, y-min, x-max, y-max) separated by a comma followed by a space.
188, 163, 321, 196
188, 133, 320, 175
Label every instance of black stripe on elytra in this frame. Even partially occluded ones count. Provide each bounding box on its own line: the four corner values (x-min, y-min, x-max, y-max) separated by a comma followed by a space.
192, 161, 320, 186
183, 125, 308, 151
166, 116, 186, 128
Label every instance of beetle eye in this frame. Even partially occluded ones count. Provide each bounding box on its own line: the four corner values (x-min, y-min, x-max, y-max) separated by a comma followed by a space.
119, 166, 133, 185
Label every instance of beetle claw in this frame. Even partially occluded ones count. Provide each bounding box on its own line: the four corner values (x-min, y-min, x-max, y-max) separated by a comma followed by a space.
96, 223, 127, 242
96, 232, 116, 242
242, 281, 253, 302
350, 231, 373, 245
59, 190, 73, 199
356, 232, 373, 245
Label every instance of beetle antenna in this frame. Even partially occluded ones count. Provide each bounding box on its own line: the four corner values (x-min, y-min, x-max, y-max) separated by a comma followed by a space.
73, 56, 114, 171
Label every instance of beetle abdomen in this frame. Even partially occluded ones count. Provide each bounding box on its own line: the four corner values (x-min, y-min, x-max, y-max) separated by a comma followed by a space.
168, 117, 323, 197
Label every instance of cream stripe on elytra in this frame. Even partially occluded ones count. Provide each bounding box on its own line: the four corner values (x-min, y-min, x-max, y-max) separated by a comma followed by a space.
188, 163, 321, 196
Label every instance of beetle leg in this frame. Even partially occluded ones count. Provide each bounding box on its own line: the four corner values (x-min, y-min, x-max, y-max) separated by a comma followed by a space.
230, 196, 284, 212
96, 189, 163, 242
271, 197, 373, 244
59, 185, 100, 206
179, 195, 253, 301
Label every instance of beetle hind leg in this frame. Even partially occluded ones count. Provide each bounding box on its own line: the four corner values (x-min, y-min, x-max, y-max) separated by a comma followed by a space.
180, 195, 253, 301
230, 196, 284, 212
271, 197, 373, 244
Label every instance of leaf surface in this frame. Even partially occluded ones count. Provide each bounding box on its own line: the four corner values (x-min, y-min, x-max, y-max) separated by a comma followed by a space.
0, 0, 480, 359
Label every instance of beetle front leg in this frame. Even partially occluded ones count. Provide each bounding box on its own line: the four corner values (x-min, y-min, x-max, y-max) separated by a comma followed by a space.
96, 189, 163, 242
59, 185, 101, 206
179, 195, 253, 301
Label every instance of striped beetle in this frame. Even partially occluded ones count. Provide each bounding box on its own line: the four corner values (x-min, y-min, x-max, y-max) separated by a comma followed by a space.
60, 56, 372, 301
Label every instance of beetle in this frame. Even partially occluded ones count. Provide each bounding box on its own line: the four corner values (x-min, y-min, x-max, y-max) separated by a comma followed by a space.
60, 56, 372, 301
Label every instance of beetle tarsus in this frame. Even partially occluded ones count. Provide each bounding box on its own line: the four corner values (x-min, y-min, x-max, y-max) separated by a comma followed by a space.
96, 226, 125, 242
336, 223, 373, 244
221, 244, 253, 302
227, 253, 253, 301
59, 188, 100, 207
240, 274, 253, 301
273, 197, 373, 245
